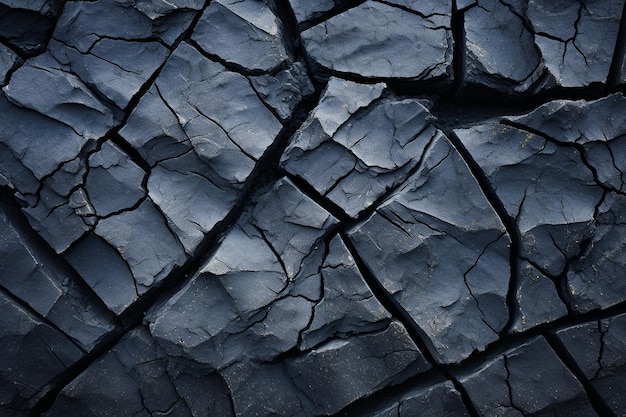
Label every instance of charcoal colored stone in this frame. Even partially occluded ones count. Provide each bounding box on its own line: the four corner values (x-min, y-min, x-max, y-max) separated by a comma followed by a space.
249, 61, 314, 121
463, 0, 547, 95
286, 322, 429, 415
120, 42, 282, 254
84, 142, 146, 218
371, 380, 470, 417
287, 0, 346, 26
527, 0, 623, 88
192, 0, 290, 72
149, 177, 338, 369
348, 134, 511, 364
301, 1, 453, 81
0, 291, 84, 411
3, 53, 118, 140
282, 77, 439, 217
566, 192, 626, 312
299, 235, 392, 350
454, 107, 607, 329
460, 336, 597, 416
558, 313, 626, 414
0, 43, 20, 85
48, 0, 199, 109
0, 0, 64, 55
44, 327, 195, 417
0, 203, 115, 351
94, 199, 187, 293
64, 233, 138, 315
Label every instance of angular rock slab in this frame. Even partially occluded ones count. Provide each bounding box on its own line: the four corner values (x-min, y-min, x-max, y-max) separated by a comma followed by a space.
462, 0, 624, 95
148, 177, 339, 369
453, 95, 626, 330
0, 291, 85, 412
0, 0, 65, 55
0, 202, 116, 352
120, 42, 283, 254
148, 178, 430, 413
460, 336, 598, 416
192, 0, 291, 73
348, 134, 511, 364
557, 313, 626, 415
282, 77, 439, 217
0, 43, 21, 85
46, 0, 204, 110
370, 380, 471, 417
42, 327, 234, 417
301, 1, 453, 81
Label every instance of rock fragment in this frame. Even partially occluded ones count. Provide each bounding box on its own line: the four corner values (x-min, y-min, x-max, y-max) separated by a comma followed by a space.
301, 1, 453, 81
120, 42, 283, 254
557, 313, 626, 415
460, 336, 598, 416
192, 0, 291, 73
348, 134, 511, 364
281, 77, 438, 217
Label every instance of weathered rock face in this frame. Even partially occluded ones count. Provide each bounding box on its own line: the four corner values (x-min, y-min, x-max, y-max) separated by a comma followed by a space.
1, 0, 626, 415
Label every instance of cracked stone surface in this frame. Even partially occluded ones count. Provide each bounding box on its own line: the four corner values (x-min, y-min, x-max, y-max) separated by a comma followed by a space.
301, 1, 453, 81
2, 0, 626, 415
460, 336, 598, 416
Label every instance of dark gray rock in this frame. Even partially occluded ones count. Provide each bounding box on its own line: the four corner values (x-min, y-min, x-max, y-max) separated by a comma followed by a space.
0, 43, 20, 85
249, 61, 314, 121
192, 0, 290, 72
0, 0, 64, 55
64, 233, 138, 315
94, 199, 187, 294
84, 141, 146, 218
370, 380, 470, 417
285, 321, 429, 416
301, 1, 453, 81
454, 104, 608, 329
460, 336, 597, 416
3, 53, 119, 140
348, 134, 511, 364
567, 192, 626, 312
0, 203, 116, 351
527, 0, 623, 89
43, 326, 234, 417
148, 177, 338, 369
287, 0, 348, 27
299, 235, 392, 350
0, 290, 85, 412
557, 313, 626, 414
282, 77, 439, 217
463, 0, 548, 95
462, 0, 624, 94
120, 42, 282, 254
48, 0, 201, 109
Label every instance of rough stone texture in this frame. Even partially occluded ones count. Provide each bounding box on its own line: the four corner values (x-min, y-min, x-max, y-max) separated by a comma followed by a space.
282, 77, 439, 217
249, 61, 314, 121
0, 43, 20, 86
43, 326, 234, 417
192, 0, 291, 73
462, 0, 625, 95
460, 336, 598, 416
557, 313, 626, 415
453, 95, 626, 330
120, 41, 283, 255
0, 290, 85, 412
348, 134, 511, 364
368, 381, 471, 417
2, 1, 626, 415
0, 202, 115, 351
301, 1, 453, 81
0, 0, 65, 55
